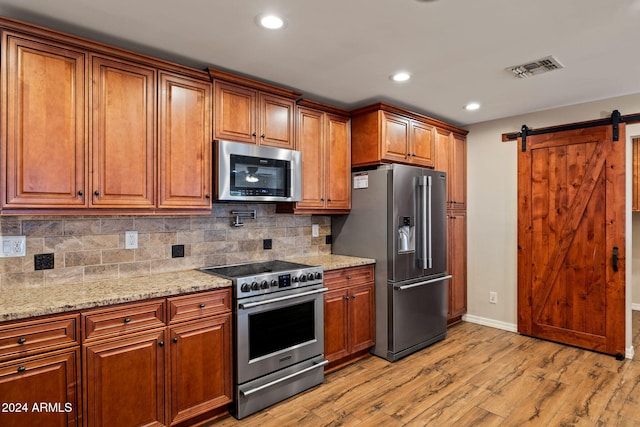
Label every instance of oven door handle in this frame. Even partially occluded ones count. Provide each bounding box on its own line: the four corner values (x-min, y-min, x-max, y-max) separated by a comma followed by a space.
238, 287, 328, 309
240, 359, 329, 397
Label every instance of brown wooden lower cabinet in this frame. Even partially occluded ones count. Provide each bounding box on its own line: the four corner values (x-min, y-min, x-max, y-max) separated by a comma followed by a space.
0, 348, 80, 427
324, 265, 375, 370
83, 330, 166, 427
168, 314, 232, 426
447, 210, 467, 323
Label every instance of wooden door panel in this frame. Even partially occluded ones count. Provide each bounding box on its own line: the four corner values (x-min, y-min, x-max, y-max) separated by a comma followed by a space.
260, 93, 294, 148
3, 33, 87, 208
326, 114, 351, 210
214, 82, 256, 143
518, 125, 625, 356
91, 55, 155, 207
324, 289, 349, 363
381, 112, 409, 163
349, 284, 375, 353
296, 107, 324, 208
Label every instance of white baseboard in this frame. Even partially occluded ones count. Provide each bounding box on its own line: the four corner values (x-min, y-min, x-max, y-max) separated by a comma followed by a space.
463, 314, 636, 360
632, 303, 640, 311
462, 314, 518, 333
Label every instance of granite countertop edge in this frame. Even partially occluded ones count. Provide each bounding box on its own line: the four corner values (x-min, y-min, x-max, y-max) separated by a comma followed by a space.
1, 254, 375, 323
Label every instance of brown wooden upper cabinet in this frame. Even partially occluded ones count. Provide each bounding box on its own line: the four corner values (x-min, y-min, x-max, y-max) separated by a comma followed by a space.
351, 103, 437, 168
436, 129, 467, 210
278, 100, 351, 214
209, 67, 300, 149
0, 20, 213, 213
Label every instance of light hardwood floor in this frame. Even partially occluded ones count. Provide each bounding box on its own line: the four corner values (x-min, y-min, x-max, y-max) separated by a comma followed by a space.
209, 316, 640, 426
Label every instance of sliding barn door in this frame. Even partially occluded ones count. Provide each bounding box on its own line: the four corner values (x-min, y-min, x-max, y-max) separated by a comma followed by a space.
518, 124, 626, 356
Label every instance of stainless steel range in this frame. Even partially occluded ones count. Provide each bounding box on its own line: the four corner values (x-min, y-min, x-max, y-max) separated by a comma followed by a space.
200, 260, 327, 419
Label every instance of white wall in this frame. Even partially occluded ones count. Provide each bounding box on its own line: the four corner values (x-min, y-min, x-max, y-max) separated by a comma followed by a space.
465, 92, 640, 353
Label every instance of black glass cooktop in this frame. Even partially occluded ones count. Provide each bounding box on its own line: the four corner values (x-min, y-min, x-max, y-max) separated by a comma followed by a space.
199, 260, 314, 279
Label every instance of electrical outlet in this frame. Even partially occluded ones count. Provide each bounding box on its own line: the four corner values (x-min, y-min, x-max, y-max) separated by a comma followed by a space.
263, 239, 272, 250
312, 224, 319, 237
125, 231, 138, 249
34, 253, 54, 270
489, 291, 498, 304
172, 244, 185, 258
325, 235, 332, 245
0, 236, 26, 258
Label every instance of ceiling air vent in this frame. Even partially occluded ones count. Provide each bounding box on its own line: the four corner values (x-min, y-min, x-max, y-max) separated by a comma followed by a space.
507, 56, 563, 78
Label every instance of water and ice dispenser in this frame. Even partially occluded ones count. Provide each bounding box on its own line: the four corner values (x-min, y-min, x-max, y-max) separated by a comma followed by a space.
397, 216, 415, 253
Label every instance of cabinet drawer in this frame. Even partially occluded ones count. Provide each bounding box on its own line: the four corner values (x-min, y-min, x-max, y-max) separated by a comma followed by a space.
168, 289, 231, 324
0, 314, 79, 362
324, 265, 374, 289
82, 300, 165, 341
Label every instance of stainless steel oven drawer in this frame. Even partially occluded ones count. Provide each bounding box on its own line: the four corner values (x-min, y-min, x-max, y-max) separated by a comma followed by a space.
232, 355, 327, 419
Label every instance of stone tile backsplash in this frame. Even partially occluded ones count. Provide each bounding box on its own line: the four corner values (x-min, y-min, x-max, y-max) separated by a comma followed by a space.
0, 204, 331, 289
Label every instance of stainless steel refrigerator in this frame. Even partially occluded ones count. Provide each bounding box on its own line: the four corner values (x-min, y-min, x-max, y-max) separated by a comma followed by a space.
332, 163, 450, 362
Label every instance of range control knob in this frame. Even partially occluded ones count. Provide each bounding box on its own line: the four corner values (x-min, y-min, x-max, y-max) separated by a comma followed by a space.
292, 276, 299, 282
315, 272, 323, 280
271, 279, 278, 287
251, 281, 260, 291
260, 280, 269, 289
240, 283, 251, 293
299, 274, 307, 282
307, 273, 314, 281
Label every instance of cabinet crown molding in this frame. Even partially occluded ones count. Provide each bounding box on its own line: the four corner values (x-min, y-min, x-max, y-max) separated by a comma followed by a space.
208, 66, 301, 99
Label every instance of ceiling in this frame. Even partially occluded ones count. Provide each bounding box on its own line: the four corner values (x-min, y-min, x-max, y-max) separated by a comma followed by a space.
1, 0, 640, 127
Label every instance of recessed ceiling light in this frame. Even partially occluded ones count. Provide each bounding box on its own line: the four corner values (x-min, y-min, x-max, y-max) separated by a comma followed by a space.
464, 102, 481, 111
257, 14, 286, 30
391, 72, 411, 82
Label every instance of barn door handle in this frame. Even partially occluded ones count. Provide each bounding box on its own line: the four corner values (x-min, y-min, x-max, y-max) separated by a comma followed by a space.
612, 247, 619, 272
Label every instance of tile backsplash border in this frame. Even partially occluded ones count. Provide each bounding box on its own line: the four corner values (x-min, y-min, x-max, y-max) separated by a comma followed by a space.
0, 204, 331, 289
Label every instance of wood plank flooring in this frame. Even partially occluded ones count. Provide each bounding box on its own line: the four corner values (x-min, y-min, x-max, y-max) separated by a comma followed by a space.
207, 317, 640, 426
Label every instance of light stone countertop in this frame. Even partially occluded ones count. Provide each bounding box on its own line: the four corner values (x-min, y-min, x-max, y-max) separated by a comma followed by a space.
0, 254, 375, 323
288, 254, 375, 271
0, 269, 231, 322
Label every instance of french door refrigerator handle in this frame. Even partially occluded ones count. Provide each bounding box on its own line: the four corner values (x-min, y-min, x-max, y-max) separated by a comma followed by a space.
417, 175, 432, 270
394, 275, 453, 291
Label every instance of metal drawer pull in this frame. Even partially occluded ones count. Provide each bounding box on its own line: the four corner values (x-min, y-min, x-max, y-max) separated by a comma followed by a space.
17, 337, 26, 344
394, 275, 453, 291
240, 360, 329, 397
199, 303, 206, 308
239, 288, 328, 309
124, 318, 131, 323
17, 366, 26, 373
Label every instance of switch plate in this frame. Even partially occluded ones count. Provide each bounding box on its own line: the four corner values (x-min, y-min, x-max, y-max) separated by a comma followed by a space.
489, 291, 498, 304
0, 236, 26, 257
263, 239, 272, 250
125, 231, 138, 249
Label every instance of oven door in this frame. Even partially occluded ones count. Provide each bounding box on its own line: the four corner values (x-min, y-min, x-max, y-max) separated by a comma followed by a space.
235, 285, 327, 384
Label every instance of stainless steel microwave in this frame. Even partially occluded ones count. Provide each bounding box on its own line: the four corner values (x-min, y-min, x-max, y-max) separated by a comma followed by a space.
215, 140, 302, 202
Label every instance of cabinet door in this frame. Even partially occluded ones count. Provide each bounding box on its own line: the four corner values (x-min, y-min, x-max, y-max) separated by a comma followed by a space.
214, 81, 256, 143
3, 32, 87, 208
296, 107, 325, 209
325, 114, 351, 210
0, 348, 79, 427
168, 314, 232, 426
349, 283, 375, 353
90, 55, 156, 208
410, 120, 435, 168
259, 93, 295, 148
83, 330, 166, 427
381, 111, 410, 163
447, 211, 467, 322
158, 72, 212, 209
449, 134, 467, 209
634, 137, 640, 212
324, 289, 350, 363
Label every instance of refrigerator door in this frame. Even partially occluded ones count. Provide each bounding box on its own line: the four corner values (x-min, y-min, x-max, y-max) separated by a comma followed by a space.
388, 275, 451, 361
390, 166, 447, 282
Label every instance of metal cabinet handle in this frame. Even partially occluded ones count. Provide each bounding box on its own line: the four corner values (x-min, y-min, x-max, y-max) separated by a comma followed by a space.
124, 318, 131, 324
17, 337, 26, 344
17, 366, 26, 373
173, 338, 178, 343
78, 190, 84, 196
351, 295, 356, 299
612, 246, 619, 272
199, 303, 206, 308
252, 132, 257, 137
205, 194, 211, 199
261, 134, 265, 139
94, 190, 100, 196
158, 341, 164, 347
